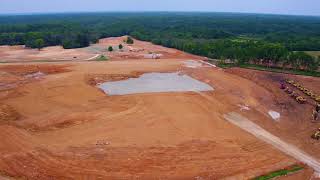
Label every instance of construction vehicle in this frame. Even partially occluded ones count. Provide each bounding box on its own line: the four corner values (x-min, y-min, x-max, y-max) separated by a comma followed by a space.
290, 92, 299, 98
297, 85, 304, 90
280, 82, 286, 89
306, 91, 314, 96
285, 88, 293, 94
311, 94, 318, 99
286, 79, 294, 84
296, 96, 307, 104
292, 83, 301, 88
302, 88, 309, 93
311, 128, 320, 140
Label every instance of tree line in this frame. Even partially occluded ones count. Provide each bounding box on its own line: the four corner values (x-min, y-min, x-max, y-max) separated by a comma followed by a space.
0, 12, 319, 70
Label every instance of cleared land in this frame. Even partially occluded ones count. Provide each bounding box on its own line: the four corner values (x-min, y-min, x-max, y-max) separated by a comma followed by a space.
0, 37, 320, 179
0, 36, 202, 63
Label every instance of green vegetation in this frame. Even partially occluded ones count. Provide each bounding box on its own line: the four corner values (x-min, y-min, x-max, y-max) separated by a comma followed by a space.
126, 37, 134, 44
0, 12, 319, 72
253, 165, 303, 180
119, 44, 123, 49
108, 46, 113, 52
304, 51, 320, 58
240, 64, 320, 77
95, 55, 108, 61
34, 38, 45, 50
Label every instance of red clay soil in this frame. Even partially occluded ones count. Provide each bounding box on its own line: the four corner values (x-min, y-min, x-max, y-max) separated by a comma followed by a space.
0, 41, 319, 179
0, 64, 71, 75
0, 64, 71, 101
0, 60, 302, 179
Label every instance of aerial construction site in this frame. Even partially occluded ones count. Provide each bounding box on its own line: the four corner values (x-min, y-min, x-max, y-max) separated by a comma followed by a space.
0, 36, 320, 180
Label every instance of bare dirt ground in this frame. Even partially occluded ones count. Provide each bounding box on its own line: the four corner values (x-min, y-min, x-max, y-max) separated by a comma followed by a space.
0, 36, 203, 63
0, 38, 320, 179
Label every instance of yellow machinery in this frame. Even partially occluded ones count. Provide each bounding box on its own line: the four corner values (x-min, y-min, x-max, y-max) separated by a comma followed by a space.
296, 96, 307, 104
312, 128, 320, 140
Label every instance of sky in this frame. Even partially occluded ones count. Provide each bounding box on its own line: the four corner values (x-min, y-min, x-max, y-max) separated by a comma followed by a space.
0, 0, 319, 16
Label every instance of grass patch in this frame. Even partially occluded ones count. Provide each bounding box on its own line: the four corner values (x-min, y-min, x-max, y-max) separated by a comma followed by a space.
216, 62, 320, 77
303, 51, 320, 58
253, 165, 303, 180
216, 63, 237, 69
95, 55, 109, 61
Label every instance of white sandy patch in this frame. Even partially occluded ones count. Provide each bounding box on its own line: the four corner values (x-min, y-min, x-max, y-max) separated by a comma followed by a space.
24, 71, 45, 79
199, 60, 217, 68
184, 60, 203, 68
86, 54, 100, 60
268, 110, 280, 121
238, 104, 250, 111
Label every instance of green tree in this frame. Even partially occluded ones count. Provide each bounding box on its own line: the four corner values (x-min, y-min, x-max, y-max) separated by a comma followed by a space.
126, 37, 134, 44
34, 39, 45, 50
119, 44, 123, 49
108, 46, 113, 52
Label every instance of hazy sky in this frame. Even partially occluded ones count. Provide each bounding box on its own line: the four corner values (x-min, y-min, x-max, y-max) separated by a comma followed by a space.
1, 0, 319, 16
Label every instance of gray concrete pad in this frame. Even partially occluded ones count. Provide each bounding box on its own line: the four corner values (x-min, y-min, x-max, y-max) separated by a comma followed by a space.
98, 72, 214, 95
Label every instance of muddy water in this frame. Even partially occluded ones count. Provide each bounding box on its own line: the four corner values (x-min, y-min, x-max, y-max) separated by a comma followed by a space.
98, 72, 214, 95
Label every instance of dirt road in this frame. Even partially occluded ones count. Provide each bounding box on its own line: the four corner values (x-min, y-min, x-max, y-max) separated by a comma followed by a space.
224, 112, 320, 173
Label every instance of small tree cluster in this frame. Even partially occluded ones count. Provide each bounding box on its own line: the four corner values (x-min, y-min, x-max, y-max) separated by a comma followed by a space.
126, 37, 134, 44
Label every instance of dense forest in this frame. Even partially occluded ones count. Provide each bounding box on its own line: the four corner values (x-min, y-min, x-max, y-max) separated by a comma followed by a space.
0, 12, 319, 70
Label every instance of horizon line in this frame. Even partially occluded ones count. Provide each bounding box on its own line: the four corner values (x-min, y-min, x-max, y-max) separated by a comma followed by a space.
0, 10, 319, 18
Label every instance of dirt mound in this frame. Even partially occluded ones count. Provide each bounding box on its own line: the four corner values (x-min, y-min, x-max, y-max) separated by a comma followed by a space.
0, 104, 20, 122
